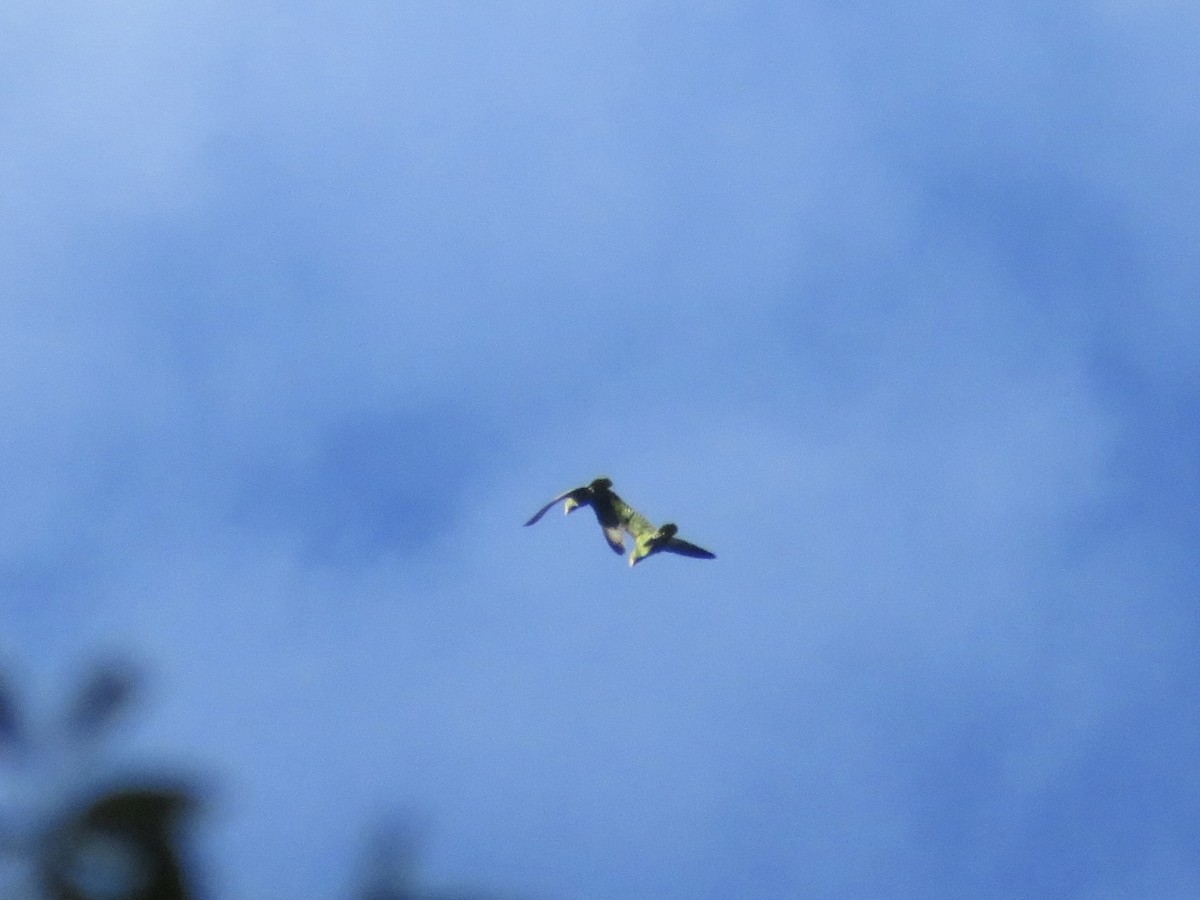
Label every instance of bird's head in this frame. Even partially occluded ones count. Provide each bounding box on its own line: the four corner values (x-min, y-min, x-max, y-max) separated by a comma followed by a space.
658, 523, 679, 539
589, 477, 613, 491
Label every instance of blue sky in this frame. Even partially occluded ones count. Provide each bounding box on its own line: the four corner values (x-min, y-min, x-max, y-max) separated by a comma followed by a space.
2, 2, 1198, 897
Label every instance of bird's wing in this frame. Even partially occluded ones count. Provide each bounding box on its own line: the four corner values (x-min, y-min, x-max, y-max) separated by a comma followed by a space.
523, 487, 585, 526
600, 522, 626, 554
609, 492, 658, 539
663, 536, 716, 559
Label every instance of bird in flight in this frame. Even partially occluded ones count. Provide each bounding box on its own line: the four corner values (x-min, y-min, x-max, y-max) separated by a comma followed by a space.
625, 520, 716, 567
523, 477, 627, 554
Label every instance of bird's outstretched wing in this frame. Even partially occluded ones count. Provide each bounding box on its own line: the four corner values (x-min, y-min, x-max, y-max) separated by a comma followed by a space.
523, 487, 585, 526
663, 536, 716, 560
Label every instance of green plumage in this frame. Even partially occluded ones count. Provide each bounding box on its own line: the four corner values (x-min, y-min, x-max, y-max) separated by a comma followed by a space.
609, 494, 656, 541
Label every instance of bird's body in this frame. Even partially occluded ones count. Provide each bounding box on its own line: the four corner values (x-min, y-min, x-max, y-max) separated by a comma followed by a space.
608, 493, 655, 541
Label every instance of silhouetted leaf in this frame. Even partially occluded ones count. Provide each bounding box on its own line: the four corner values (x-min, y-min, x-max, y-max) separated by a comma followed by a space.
64, 660, 141, 744
0, 670, 24, 752
43, 784, 199, 900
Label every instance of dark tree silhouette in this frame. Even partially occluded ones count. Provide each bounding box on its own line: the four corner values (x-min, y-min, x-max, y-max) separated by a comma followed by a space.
41, 785, 199, 900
